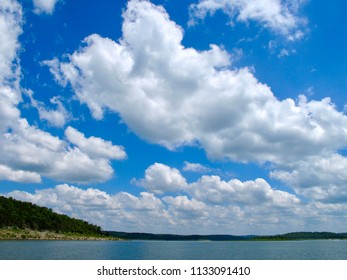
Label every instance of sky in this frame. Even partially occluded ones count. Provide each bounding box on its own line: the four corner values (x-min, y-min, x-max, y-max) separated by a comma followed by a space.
1, 0, 347, 235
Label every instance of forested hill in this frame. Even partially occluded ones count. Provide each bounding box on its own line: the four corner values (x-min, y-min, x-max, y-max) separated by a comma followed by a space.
0, 196, 101, 235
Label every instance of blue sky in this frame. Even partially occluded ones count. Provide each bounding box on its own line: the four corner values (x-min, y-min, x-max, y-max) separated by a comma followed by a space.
1, 0, 347, 235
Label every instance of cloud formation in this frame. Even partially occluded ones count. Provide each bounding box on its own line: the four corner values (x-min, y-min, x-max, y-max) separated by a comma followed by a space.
0, 0, 22, 83
133, 163, 187, 194
52, 0, 347, 167
0, 164, 41, 183
65, 126, 127, 160
135, 163, 299, 207
0, 120, 125, 184
183, 161, 212, 173
0, 0, 126, 184
33, 0, 59, 14
2, 0, 347, 235
189, 0, 306, 38
26, 90, 69, 127
5, 165, 347, 235
271, 153, 347, 203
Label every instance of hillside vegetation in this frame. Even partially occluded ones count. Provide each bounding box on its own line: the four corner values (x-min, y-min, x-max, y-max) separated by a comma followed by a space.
253, 232, 347, 240
0, 196, 101, 236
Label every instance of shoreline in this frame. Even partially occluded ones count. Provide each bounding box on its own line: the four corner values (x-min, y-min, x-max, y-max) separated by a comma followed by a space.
2, 228, 347, 242
0, 228, 119, 241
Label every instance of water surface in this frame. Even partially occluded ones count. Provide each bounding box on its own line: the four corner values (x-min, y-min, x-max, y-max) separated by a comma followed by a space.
1, 240, 346, 260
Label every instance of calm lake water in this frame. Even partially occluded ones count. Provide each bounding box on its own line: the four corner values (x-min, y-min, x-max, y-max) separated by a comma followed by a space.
1, 240, 347, 260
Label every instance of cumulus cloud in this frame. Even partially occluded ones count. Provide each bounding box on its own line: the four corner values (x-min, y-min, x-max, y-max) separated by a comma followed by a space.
131, 162, 326, 233
189, 175, 300, 207
0, 0, 22, 132
44, 147, 116, 184
7, 184, 163, 213
0, 86, 21, 132
33, 0, 59, 14
135, 163, 299, 206
2, 0, 347, 235
271, 153, 347, 203
0, 0, 126, 184
0, 183, 271, 234
162, 196, 209, 220
51, 0, 347, 167
0, 0, 22, 83
133, 162, 302, 231
5, 175, 346, 234
0, 0, 22, 131
0, 164, 41, 183
65, 126, 127, 160
0, 119, 124, 184
5, 184, 169, 233
189, 0, 306, 37
133, 163, 188, 194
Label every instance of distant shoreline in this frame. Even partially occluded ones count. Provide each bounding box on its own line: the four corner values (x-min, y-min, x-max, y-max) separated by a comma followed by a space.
2, 228, 347, 242
103, 231, 347, 241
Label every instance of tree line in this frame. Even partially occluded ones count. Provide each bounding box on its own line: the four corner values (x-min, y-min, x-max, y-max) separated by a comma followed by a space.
251, 231, 347, 240
105, 231, 347, 241
0, 196, 101, 235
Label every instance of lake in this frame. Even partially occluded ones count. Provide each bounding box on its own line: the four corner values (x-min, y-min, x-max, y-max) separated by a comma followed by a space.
1, 240, 347, 260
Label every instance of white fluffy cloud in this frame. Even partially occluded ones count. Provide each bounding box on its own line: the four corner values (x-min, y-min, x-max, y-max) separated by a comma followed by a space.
130, 163, 320, 233
0, 164, 41, 183
0, 86, 21, 132
0, 120, 124, 184
271, 153, 347, 203
65, 126, 127, 160
2, 0, 347, 235
189, 0, 305, 37
7, 184, 164, 213
0, 0, 127, 184
5, 184, 170, 233
0, 0, 22, 132
133, 163, 187, 194
189, 175, 300, 207
51, 0, 347, 167
33, 0, 59, 14
5, 174, 347, 234
135, 163, 299, 206
0, 0, 22, 83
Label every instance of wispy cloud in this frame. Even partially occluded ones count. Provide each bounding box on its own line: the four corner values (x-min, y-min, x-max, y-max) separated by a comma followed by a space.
32, 0, 60, 15
189, 0, 307, 38
183, 161, 213, 173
